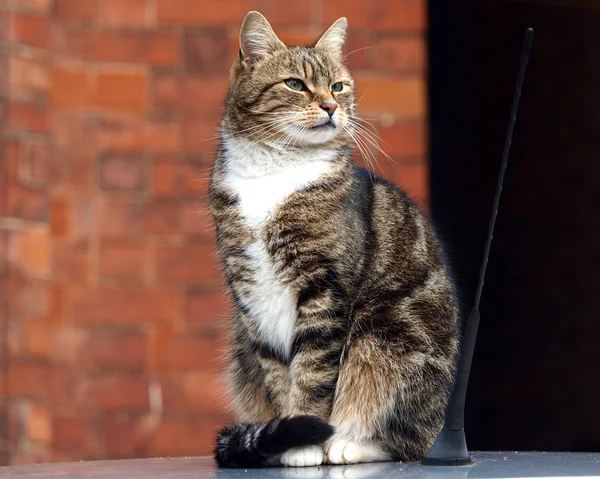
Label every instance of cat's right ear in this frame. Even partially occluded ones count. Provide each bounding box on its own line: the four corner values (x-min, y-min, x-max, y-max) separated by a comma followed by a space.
238, 11, 285, 70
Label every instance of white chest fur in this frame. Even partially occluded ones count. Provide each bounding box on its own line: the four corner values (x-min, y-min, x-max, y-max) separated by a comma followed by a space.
222, 138, 334, 359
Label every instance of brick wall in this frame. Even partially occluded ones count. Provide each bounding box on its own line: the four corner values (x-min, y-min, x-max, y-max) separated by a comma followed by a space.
0, 0, 427, 464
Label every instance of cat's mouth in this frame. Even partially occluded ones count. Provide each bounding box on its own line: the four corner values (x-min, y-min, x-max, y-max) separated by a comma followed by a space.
310, 120, 336, 131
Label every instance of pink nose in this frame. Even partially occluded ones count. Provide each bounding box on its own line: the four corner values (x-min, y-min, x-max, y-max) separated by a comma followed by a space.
320, 102, 338, 117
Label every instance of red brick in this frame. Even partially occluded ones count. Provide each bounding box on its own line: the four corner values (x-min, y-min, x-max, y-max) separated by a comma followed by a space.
377, 120, 426, 157
54, 325, 147, 368
153, 157, 209, 198
28, 142, 49, 182
0, 233, 6, 272
10, 451, 52, 466
157, 0, 257, 25
95, 116, 180, 153
50, 154, 92, 194
7, 319, 24, 357
160, 370, 227, 413
181, 115, 219, 154
343, 30, 376, 70
9, 13, 50, 48
50, 198, 69, 237
141, 201, 183, 235
153, 74, 229, 115
156, 243, 220, 284
373, 36, 425, 73
25, 403, 53, 444
154, 415, 225, 455
70, 286, 180, 324
152, 74, 181, 110
92, 199, 145, 238
2, 183, 48, 221
181, 199, 213, 238
355, 76, 425, 119
2, 139, 22, 179
53, 414, 102, 455
5, 273, 51, 317
53, 416, 85, 451
52, 0, 98, 21
265, 1, 312, 27
50, 64, 94, 108
182, 370, 228, 413
99, 240, 147, 281
185, 76, 229, 115
323, 0, 425, 32
183, 30, 231, 75
6, 361, 55, 398
103, 412, 156, 457
11, 0, 53, 14
153, 330, 225, 371
52, 28, 179, 67
94, 70, 149, 113
51, 284, 66, 323
97, 154, 147, 191
74, 373, 150, 410
97, 0, 147, 27
51, 110, 95, 149
7, 226, 51, 276
52, 240, 88, 282
275, 29, 316, 48
7, 99, 48, 133
185, 289, 230, 328
395, 161, 428, 204
25, 317, 53, 358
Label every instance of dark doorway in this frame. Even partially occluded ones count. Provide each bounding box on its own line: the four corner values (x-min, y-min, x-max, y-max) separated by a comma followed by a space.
429, 0, 600, 451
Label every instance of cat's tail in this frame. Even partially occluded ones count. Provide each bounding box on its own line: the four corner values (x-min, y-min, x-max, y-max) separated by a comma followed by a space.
214, 416, 334, 468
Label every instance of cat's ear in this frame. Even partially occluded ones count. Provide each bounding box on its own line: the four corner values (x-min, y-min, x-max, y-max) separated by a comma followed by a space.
239, 11, 285, 69
315, 17, 348, 56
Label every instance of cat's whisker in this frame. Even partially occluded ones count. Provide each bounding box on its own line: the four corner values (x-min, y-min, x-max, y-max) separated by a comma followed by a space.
250, 118, 295, 143
352, 127, 386, 174
343, 45, 378, 60
345, 125, 375, 183
224, 115, 300, 141
350, 125, 382, 175
347, 119, 397, 166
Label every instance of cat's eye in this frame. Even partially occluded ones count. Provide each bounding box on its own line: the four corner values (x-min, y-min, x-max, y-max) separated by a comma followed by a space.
284, 79, 306, 91
331, 82, 344, 93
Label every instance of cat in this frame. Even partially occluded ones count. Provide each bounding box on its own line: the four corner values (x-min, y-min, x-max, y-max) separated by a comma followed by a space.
210, 11, 459, 468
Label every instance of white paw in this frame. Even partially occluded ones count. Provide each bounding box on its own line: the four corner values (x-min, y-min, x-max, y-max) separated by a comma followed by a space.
325, 439, 392, 465
326, 439, 361, 465
281, 445, 324, 467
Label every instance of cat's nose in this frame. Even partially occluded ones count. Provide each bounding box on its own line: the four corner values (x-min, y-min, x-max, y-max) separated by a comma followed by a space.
320, 102, 338, 117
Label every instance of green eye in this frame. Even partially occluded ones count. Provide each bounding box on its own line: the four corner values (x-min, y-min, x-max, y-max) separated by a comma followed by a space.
331, 82, 343, 93
284, 79, 306, 91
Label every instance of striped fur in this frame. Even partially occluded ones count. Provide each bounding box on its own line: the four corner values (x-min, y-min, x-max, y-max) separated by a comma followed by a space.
210, 12, 459, 467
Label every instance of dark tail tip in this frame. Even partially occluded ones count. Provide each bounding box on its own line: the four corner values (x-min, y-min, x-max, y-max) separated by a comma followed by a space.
214, 416, 334, 468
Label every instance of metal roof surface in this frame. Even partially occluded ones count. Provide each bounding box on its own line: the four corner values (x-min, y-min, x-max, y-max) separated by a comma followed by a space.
2, 452, 600, 479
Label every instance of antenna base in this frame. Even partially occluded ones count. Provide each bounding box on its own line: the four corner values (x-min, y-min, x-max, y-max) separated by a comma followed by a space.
421, 427, 473, 466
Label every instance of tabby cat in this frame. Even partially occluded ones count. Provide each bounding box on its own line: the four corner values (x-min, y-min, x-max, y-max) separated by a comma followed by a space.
210, 11, 459, 468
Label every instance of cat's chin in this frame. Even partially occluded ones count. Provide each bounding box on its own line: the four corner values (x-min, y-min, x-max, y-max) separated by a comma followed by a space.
284, 124, 340, 146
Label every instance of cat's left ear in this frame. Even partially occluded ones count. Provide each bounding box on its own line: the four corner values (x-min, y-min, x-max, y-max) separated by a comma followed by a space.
315, 17, 348, 56
239, 11, 286, 70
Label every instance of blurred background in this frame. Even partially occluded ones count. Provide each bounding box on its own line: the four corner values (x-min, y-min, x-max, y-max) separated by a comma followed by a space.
0, 0, 599, 467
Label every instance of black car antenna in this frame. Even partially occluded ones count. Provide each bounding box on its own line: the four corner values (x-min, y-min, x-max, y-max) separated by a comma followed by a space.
421, 27, 534, 466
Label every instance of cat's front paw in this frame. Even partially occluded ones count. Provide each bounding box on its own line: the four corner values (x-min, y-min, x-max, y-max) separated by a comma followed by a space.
281, 445, 324, 467
325, 439, 391, 465
325, 439, 362, 464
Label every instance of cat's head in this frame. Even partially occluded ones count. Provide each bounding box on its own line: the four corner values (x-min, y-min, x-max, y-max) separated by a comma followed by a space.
223, 11, 355, 148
